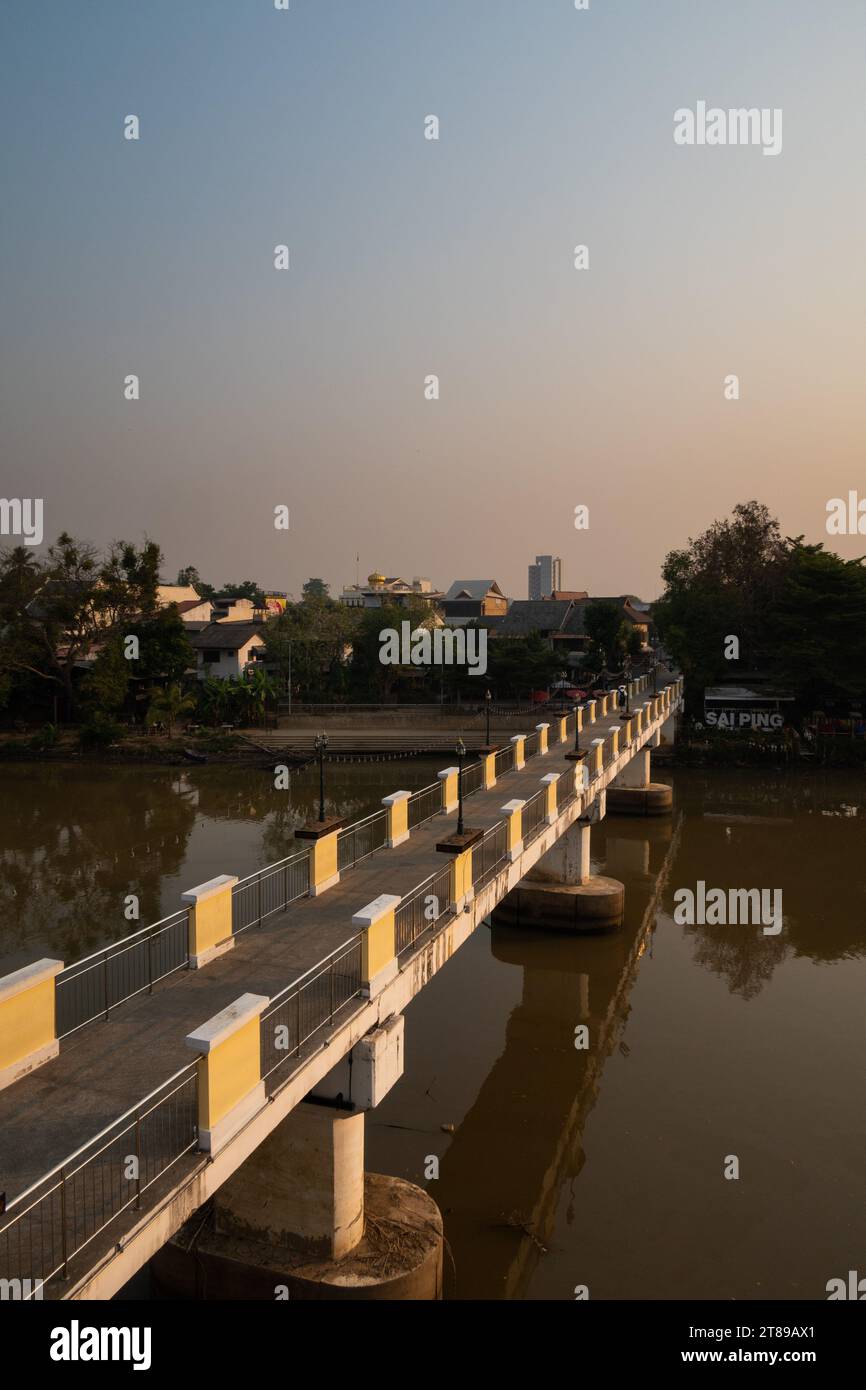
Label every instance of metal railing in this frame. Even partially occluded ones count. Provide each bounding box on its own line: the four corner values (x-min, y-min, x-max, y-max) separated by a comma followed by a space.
259, 935, 364, 1095
460, 760, 484, 797
232, 849, 311, 934
408, 781, 442, 829
0, 1063, 199, 1290
55, 910, 190, 1039
494, 743, 515, 776
473, 822, 509, 890
521, 789, 547, 845
524, 731, 540, 758
394, 864, 453, 957
337, 809, 388, 872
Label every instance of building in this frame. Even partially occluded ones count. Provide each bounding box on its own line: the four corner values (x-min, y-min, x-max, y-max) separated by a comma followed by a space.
211, 595, 257, 624
492, 595, 652, 667
551, 589, 588, 602
339, 574, 444, 610
189, 622, 267, 681
156, 584, 202, 609
441, 580, 508, 626
528, 555, 562, 600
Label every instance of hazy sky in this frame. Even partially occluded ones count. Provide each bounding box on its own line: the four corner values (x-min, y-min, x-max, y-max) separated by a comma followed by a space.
2, 0, 864, 601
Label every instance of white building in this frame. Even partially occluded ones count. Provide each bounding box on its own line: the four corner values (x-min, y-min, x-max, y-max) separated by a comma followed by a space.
189, 622, 267, 680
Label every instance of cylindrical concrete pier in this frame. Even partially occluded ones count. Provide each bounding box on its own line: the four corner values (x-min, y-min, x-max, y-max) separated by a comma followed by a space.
606, 783, 673, 816
151, 1172, 443, 1300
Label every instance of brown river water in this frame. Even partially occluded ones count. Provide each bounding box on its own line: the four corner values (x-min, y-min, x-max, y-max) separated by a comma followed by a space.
0, 759, 863, 1300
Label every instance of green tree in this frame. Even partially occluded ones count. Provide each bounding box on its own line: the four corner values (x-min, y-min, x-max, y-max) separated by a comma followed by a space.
584, 602, 629, 672
0, 534, 161, 717
653, 502, 788, 706
145, 682, 197, 737
302, 578, 330, 601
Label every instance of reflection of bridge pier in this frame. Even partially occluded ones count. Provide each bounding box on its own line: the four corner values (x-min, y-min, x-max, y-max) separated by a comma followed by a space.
433, 815, 680, 1300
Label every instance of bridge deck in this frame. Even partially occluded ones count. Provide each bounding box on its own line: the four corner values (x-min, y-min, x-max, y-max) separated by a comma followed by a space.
0, 739, 586, 1203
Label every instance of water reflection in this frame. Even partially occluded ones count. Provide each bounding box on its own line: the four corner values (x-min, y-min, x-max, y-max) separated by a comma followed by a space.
0, 758, 442, 972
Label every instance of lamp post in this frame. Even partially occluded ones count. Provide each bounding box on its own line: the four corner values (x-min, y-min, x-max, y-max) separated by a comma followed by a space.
456, 736, 466, 837
315, 731, 328, 822
485, 688, 492, 747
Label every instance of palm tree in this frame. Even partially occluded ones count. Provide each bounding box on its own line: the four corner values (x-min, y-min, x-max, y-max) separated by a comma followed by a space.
244, 666, 276, 726
146, 682, 196, 737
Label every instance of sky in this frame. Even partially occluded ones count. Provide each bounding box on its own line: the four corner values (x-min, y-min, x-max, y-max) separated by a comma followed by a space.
2, 0, 865, 602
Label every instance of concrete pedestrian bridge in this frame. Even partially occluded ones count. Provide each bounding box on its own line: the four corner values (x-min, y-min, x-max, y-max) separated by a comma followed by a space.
0, 676, 682, 1300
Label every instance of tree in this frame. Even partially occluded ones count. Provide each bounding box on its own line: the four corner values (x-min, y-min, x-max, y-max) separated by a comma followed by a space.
302, 578, 330, 601
0, 533, 161, 717
584, 602, 629, 672
653, 502, 788, 705
176, 565, 213, 598
243, 666, 277, 725
770, 543, 866, 707
145, 682, 196, 737
213, 580, 266, 608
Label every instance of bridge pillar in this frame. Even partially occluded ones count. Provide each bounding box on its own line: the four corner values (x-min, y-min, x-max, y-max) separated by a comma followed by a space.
156, 1099, 443, 1299
541, 772, 559, 824
501, 798, 525, 860
589, 736, 605, 777
355, 894, 400, 997
535, 722, 550, 755
186, 992, 268, 1154
585, 699, 596, 726
438, 843, 475, 913
482, 750, 497, 790
607, 725, 621, 760
495, 817, 624, 932
382, 790, 411, 848
556, 714, 568, 745
182, 874, 238, 969
437, 766, 458, 813
0, 958, 63, 1092
607, 745, 673, 816
295, 819, 343, 897
510, 734, 526, 769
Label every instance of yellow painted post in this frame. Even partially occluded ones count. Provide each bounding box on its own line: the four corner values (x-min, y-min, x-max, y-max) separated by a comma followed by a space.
589, 738, 605, 777
482, 751, 497, 790
535, 722, 549, 755
382, 790, 411, 848
0, 959, 63, 1092
182, 875, 238, 969
510, 735, 526, 770
622, 717, 633, 746
295, 821, 344, 897
609, 689, 620, 714
585, 699, 596, 725
558, 715, 568, 744
438, 767, 458, 813
607, 725, 621, 760
634, 706, 643, 737
541, 773, 559, 824
501, 799, 525, 861
186, 992, 269, 1154
599, 695, 609, 716
446, 848, 475, 912
354, 894, 400, 997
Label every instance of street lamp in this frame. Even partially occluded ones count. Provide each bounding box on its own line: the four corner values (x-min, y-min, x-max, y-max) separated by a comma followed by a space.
456, 736, 466, 837
484, 688, 492, 747
315, 731, 329, 822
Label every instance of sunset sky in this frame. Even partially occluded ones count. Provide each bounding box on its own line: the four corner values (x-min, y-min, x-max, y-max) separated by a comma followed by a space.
2, 0, 864, 601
